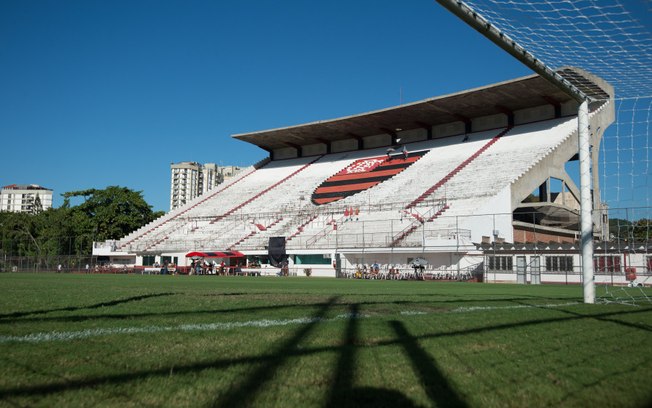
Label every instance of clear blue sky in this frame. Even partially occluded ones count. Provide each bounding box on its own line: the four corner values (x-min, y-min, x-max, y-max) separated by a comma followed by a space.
1, 0, 536, 212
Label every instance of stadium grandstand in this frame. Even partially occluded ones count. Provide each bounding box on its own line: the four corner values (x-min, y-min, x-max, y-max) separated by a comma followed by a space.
94, 67, 627, 283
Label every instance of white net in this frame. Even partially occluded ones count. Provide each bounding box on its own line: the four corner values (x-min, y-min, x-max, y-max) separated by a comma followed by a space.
458, 0, 651, 209
439, 0, 651, 299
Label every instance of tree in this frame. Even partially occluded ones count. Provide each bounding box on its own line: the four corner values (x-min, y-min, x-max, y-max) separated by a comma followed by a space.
632, 219, 651, 242
63, 186, 163, 241
609, 218, 651, 242
0, 186, 163, 263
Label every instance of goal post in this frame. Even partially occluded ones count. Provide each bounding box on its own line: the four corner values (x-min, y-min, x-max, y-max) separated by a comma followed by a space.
435, 0, 596, 302
578, 100, 595, 303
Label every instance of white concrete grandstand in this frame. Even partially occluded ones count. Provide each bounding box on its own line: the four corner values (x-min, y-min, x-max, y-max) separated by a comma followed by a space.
94, 68, 618, 282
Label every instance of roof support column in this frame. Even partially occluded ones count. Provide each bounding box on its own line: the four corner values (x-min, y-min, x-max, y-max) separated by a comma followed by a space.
464, 120, 472, 134
315, 138, 331, 155
287, 143, 302, 158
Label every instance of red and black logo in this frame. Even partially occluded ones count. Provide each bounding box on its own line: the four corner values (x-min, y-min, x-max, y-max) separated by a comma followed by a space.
312, 150, 427, 205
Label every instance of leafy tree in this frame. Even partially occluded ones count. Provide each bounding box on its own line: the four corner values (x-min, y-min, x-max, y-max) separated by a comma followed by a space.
609, 218, 651, 242
632, 219, 651, 242
1, 186, 163, 261
63, 186, 163, 241
32, 195, 43, 215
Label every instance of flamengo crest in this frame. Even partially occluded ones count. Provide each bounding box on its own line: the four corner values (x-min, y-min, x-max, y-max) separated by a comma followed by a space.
311, 150, 427, 205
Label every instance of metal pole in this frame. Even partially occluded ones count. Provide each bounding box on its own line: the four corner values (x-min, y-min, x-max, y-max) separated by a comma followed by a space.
578, 100, 595, 303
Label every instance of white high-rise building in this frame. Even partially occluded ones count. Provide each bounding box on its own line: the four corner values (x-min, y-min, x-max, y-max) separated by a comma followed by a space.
169, 162, 242, 210
1, 184, 53, 213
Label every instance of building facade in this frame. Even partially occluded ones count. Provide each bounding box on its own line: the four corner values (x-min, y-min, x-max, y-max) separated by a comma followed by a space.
169, 162, 241, 210
1, 184, 53, 213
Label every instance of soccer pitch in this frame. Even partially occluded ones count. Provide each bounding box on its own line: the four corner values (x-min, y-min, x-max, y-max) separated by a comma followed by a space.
0, 274, 650, 407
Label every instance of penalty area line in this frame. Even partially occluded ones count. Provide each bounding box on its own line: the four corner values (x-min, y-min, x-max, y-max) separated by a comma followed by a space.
0, 313, 363, 344
0, 302, 579, 344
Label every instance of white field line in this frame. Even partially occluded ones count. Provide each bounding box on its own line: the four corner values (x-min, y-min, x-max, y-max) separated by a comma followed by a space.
0, 313, 362, 344
450, 301, 580, 313
0, 302, 579, 344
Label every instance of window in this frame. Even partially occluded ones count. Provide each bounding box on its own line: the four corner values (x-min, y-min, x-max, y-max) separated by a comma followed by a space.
594, 255, 621, 274
545, 256, 574, 272
142, 255, 156, 266
161, 256, 177, 265
295, 254, 332, 265
488, 256, 513, 271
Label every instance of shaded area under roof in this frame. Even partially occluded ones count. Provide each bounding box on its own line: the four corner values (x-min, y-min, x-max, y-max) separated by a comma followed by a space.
233, 68, 611, 152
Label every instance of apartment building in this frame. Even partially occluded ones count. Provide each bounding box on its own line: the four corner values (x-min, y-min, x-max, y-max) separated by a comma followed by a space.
169, 162, 241, 210
1, 184, 53, 213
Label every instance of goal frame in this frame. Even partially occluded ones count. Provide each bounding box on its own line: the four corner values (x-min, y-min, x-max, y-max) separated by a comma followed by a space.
436, 0, 596, 302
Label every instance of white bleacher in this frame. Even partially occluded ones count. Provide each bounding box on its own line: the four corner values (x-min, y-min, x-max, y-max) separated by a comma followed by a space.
443, 117, 576, 201
398, 116, 579, 246
119, 115, 581, 254
123, 157, 315, 251
284, 117, 577, 249
282, 130, 500, 247
117, 165, 256, 249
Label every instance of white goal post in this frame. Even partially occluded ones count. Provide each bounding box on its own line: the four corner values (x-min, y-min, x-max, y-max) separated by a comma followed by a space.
435, 0, 603, 303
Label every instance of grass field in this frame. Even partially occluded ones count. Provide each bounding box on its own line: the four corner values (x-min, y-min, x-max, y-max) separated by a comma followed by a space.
0, 273, 651, 407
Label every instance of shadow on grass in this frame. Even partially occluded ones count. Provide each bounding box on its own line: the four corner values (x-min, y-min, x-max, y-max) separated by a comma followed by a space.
0, 293, 176, 321
210, 296, 339, 408
325, 303, 359, 408
2, 303, 650, 403
390, 321, 468, 408
0, 296, 571, 326
342, 387, 421, 408
519, 300, 652, 333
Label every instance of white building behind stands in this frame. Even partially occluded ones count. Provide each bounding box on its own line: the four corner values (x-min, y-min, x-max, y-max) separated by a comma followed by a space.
0, 184, 53, 213
169, 162, 242, 210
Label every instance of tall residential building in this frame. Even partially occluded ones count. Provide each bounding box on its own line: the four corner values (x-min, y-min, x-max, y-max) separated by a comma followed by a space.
1, 184, 53, 213
169, 162, 242, 210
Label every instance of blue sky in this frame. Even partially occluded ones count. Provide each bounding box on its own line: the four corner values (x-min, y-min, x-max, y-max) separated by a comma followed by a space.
1, 0, 548, 212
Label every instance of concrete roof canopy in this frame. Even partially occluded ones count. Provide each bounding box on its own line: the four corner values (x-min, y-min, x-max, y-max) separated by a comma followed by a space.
233, 68, 611, 152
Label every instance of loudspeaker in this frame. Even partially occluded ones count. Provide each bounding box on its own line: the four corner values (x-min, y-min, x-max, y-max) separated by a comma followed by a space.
268, 237, 286, 267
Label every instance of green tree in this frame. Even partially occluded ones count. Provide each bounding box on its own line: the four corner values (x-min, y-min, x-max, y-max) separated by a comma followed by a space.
609, 218, 651, 242
609, 218, 632, 241
1, 186, 163, 262
632, 219, 651, 242
63, 186, 163, 241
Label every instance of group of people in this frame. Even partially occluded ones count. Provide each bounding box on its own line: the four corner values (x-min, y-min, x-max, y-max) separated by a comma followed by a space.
347, 261, 427, 280
188, 259, 228, 275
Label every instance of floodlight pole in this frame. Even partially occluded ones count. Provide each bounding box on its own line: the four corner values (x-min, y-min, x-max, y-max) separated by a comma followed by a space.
435, 0, 595, 302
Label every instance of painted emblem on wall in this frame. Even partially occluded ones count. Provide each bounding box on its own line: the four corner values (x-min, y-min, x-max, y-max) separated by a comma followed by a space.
311, 150, 427, 205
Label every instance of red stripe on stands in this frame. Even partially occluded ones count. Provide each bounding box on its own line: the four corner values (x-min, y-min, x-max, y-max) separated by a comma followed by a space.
315, 181, 381, 194
313, 196, 344, 205
327, 168, 405, 182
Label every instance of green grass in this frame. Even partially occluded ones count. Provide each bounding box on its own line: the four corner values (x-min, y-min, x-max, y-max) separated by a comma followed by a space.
0, 273, 651, 407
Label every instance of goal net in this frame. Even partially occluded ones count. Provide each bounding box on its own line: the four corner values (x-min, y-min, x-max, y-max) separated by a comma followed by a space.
437, 0, 651, 302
